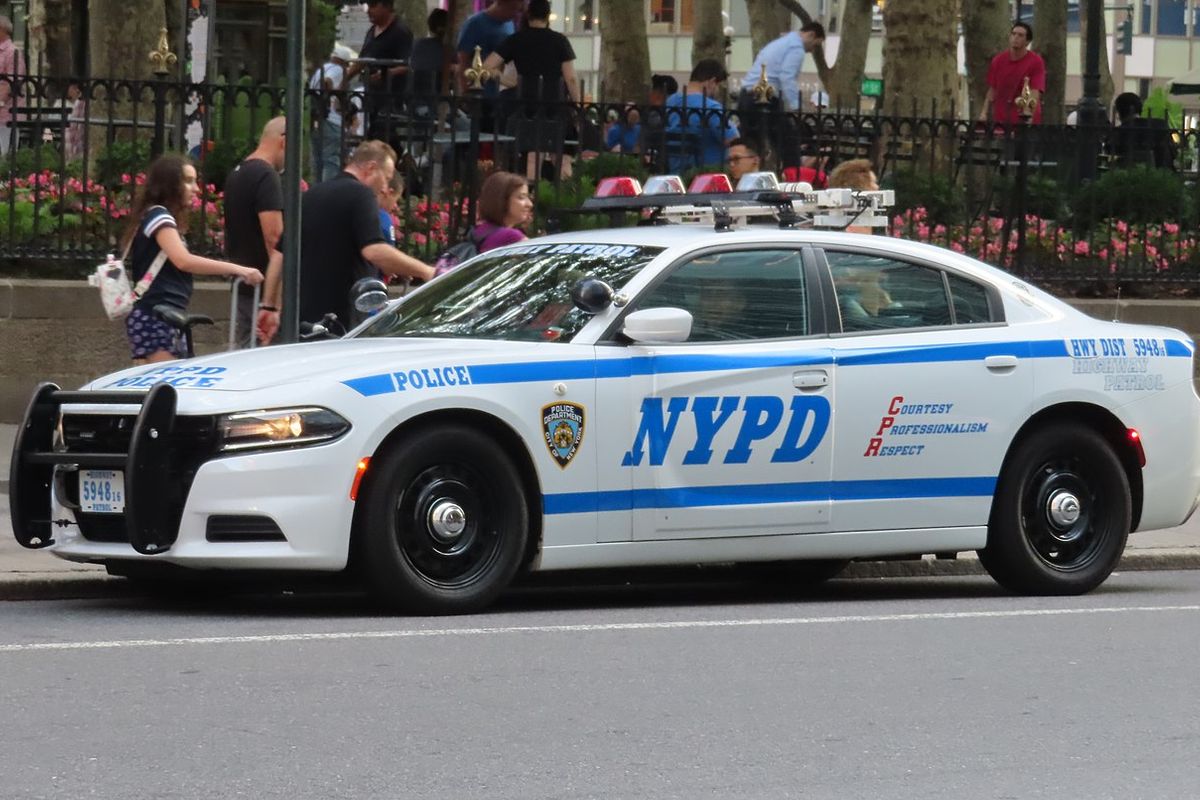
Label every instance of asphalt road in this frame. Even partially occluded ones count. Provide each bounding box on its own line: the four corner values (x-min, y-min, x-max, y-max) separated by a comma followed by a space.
3, 571, 1199, 800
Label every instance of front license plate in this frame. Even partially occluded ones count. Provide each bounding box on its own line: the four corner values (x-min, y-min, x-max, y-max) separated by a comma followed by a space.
80, 469, 125, 514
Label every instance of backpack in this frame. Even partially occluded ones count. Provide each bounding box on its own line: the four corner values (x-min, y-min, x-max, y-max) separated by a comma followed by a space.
433, 225, 493, 276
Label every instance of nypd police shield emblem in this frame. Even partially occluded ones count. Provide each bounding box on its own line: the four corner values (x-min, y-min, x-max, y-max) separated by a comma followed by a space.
542, 402, 585, 468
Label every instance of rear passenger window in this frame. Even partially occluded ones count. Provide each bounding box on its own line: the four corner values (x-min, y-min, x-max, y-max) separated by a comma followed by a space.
947, 273, 993, 324
826, 251, 950, 332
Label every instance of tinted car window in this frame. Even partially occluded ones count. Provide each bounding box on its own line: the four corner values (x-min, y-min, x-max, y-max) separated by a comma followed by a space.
634, 249, 808, 342
826, 251, 951, 332
947, 273, 993, 324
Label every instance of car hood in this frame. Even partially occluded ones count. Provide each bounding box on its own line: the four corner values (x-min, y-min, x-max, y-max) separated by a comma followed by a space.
88, 338, 583, 393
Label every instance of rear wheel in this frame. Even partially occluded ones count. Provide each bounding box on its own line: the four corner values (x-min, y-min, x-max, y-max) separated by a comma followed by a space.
360, 425, 529, 614
980, 423, 1130, 595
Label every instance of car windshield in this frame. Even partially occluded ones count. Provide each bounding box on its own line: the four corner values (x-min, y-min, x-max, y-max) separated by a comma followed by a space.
356, 242, 663, 342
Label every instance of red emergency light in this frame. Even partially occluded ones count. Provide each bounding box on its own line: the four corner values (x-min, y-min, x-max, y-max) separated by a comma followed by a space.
594, 177, 643, 198
687, 173, 733, 194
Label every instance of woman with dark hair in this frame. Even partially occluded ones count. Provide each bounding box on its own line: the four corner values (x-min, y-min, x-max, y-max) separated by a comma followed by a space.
122, 154, 263, 364
473, 171, 533, 252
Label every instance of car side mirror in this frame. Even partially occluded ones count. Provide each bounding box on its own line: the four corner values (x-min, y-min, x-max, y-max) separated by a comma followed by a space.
622, 307, 693, 344
351, 278, 390, 314
571, 277, 614, 315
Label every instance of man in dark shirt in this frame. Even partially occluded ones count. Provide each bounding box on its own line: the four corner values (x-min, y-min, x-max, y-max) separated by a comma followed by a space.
288, 140, 433, 330
344, 0, 414, 140
223, 116, 285, 347
1110, 91, 1175, 169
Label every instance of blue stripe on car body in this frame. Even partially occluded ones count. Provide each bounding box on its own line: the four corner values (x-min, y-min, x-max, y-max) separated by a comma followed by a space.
541, 476, 998, 515
340, 339, 1189, 396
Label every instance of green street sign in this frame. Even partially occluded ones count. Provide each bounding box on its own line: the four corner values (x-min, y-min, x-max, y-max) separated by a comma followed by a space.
861, 77, 884, 97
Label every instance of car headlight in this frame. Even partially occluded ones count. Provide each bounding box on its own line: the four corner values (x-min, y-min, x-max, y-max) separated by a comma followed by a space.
215, 407, 350, 452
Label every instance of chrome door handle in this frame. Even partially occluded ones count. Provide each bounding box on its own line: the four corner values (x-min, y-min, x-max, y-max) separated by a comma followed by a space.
984, 355, 1019, 371
793, 370, 829, 389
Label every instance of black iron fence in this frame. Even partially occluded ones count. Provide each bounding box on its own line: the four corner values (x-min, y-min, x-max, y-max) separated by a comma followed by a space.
2, 72, 1199, 287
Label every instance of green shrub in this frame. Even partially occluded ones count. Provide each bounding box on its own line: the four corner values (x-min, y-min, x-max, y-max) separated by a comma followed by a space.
992, 173, 1067, 220
886, 169, 965, 226
1070, 165, 1187, 232
93, 140, 152, 187
199, 137, 254, 192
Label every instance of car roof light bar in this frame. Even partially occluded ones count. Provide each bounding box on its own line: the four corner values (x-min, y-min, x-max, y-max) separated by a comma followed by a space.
583, 188, 895, 231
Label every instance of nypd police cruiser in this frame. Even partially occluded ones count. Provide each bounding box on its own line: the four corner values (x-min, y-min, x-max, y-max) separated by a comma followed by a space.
10, 177, 1200, 614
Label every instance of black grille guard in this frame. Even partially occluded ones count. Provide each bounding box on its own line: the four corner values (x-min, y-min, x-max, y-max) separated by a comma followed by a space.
10, 381, 180, 555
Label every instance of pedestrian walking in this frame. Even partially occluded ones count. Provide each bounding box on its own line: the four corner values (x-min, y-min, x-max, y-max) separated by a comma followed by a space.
223, 116, 286, 348
473, 171, 533, 253
664, 59, 739, 173
483, 0, 581, 178
0, 15, 24, 157
122, 155, 263, 363
309, 44, 355, 183
736, 22, 824, 163
456, 0, 522, 131
292, 140, 433, 332
344, 0, 414, 140
979, 21, 1045, 126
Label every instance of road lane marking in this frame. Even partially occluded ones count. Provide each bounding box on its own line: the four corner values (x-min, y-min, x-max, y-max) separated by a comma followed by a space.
2, 605, 1198, 654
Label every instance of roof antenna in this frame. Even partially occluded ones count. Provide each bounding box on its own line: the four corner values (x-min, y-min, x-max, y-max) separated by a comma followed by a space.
1113, 285, 1122, 323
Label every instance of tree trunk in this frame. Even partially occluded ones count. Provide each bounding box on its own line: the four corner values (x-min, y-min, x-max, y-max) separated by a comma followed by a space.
164, 0, 184, 77
823, 0, 871, 112
772, 0, 871, 112
881, 0, 958, 118
1079, 0, 1114, 111
1032, 1, 1067, 124
27, 0, 74, 80
691, 0, 725, 68
962, 0, 1009, 119
745, 0, 790, 59
598, 0, 650, 103
88, 0, 166, 81
396, 0, 428, 39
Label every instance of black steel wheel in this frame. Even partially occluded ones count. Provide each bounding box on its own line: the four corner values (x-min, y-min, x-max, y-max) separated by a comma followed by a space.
361, 425, 529, 614
980, 423, 1130, 595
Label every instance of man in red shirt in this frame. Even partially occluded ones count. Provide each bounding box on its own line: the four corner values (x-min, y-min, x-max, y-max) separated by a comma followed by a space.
979, 21, 1046, 125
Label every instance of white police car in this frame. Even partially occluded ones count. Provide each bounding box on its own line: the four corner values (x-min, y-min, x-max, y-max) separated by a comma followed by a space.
10, 179, 1200, 613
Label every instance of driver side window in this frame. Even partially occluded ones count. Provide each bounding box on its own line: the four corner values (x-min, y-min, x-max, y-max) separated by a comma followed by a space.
634, 250, 809, 342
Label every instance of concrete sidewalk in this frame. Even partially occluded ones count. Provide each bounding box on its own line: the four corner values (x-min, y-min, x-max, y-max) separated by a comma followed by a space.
3, 422, 1198, 601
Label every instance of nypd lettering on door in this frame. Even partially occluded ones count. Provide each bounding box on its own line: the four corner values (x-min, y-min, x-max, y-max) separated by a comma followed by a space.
622, 395, 831, 466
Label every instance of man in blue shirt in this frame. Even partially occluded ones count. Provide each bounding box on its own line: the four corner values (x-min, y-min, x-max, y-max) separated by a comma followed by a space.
736, 21, 824, 165
664, 59, 739, 173
456, 0, 523, 133
456, 0, 523, 96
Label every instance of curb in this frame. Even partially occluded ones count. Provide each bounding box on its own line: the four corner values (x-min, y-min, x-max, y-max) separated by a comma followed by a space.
2, 549, 1198, 602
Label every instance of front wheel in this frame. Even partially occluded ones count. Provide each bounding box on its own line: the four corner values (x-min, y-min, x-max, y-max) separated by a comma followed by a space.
360, 425, 530, 614
980, 423, 1131, 595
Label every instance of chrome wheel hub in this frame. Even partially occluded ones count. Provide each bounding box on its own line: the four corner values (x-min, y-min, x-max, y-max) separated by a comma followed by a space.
428, 500, 467, 542
1047, 489, 1082, 531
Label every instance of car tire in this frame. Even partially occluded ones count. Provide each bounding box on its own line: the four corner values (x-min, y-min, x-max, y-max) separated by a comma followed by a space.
361, 425, 529, 614
980, 423, 1130, 595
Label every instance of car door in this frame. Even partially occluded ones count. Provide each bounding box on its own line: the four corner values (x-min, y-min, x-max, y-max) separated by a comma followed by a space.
595, 246, 835, 542
821, 247, 1033, 533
